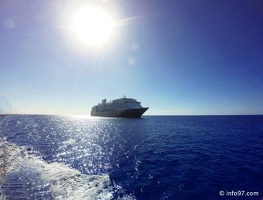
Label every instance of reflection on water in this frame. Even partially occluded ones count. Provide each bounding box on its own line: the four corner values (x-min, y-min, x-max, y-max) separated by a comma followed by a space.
1, 115, 263, 199
0, 115, 140, 199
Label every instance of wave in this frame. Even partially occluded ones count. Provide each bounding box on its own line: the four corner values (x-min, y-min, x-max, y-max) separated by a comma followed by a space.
0, 139, 135, 200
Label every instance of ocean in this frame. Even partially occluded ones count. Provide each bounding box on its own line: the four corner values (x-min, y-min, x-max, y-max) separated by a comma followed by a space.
0, 115, 262, 200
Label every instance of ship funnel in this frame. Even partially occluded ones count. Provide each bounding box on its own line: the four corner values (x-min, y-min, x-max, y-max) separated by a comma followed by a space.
102, 99, 107, 104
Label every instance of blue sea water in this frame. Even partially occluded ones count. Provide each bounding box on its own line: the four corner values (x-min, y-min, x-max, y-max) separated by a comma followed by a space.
0, 115, 263, 199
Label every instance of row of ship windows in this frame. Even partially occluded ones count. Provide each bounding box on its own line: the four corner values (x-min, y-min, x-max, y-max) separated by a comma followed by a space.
93, 102, 141, 111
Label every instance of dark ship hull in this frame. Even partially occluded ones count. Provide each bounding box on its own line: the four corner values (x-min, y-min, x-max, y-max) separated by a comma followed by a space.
91, 107, 148, 118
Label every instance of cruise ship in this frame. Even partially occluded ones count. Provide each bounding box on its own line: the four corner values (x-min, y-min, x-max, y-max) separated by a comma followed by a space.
91, 97, 149, 118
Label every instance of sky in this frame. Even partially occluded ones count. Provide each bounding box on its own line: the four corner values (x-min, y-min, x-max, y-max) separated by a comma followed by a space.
0, 0, 263, 115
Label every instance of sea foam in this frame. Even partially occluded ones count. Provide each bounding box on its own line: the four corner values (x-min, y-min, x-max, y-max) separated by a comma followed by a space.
0, 141, 115, 199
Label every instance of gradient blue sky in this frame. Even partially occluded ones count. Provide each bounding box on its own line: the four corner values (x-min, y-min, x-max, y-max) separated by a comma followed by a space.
1, 0, 263, 115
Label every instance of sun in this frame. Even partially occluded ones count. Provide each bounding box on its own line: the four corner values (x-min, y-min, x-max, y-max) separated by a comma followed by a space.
72, 6, 114, 46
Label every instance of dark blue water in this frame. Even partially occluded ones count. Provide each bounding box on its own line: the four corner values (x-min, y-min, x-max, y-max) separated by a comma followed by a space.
0, 115, 263, 199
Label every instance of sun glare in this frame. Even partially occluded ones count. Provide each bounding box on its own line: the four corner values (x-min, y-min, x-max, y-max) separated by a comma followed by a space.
72, 6, 114, 46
